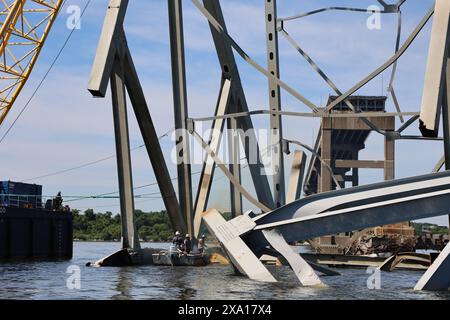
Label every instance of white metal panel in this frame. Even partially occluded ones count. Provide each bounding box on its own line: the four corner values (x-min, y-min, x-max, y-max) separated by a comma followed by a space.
419, 0, 450, 135
202, 209, 276, 283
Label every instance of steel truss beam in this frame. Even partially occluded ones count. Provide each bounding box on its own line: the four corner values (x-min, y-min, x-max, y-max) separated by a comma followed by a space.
415, 0, 450, 291
88, 0, 185, 251
202, 0, 274, 211
265, 0, 285, 207
419, 0, 450, 137
193, 0, 318, 113
193, 78, 231, 237
228, 115, 243, 218
168, 0, 194, 238
326, 6, 434, 112
286, 150, 306, 204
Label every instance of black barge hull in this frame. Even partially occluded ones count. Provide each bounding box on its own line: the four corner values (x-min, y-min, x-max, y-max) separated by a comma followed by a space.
0, 206, 72, 260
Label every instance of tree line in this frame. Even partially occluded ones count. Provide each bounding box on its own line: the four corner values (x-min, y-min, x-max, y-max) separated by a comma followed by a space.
72, 208, 216, 242
72, 209, 175, 242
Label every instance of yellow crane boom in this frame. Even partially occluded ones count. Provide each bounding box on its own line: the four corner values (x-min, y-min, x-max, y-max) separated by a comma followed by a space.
0, 0, 62, 127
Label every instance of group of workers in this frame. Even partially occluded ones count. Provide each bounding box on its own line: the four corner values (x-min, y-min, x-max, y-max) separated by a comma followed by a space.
172, 231, 206, 254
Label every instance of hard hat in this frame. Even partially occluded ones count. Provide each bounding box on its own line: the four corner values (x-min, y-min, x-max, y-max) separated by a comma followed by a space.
175, 231, 180, 235
201, 234, 206, 238
185, 234, 190, 238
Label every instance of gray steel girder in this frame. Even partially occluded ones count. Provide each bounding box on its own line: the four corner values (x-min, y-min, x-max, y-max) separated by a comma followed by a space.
203, 0, 274, 210
243, 171, 450, 253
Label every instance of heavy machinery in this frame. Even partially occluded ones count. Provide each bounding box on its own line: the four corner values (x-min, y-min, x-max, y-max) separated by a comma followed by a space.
0, 0, 62, 127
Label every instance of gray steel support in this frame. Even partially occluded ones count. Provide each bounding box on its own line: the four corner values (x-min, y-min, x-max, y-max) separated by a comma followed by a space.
246, 171, 450, 254
203, 0, 274, 210
320, 119, 332, 192
110, 56, 140, 250
87, 0, 138, 251
228, 115, 243, 218
414, 43, 450, 292
88, 0, 128, 97
414, 242, 450, 290
442, 54, 450, 231
262, 229, 323, 286
202, 209, 276, 282
443, 68, 450, 172
192, 130, 271, 213
206, 172, 450, 286
265, 0, 285, 207
193, 79, 231, 237
168, 0, 194, 238
122, 44, 186, 234
286, 150, 306, 203
88, 0, 185, 252
352, 151, 359, 187
419, 0, 450, 137
326, 6, 433, 112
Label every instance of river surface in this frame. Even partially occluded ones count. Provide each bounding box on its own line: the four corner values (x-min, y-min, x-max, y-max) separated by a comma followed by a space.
0, 242, 449, 300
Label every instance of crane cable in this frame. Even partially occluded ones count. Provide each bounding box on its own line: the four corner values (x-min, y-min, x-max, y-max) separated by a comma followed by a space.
20, 126, 171, 182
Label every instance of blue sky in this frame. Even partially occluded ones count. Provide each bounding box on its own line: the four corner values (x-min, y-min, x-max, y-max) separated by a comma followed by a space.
0, 0, 447, 226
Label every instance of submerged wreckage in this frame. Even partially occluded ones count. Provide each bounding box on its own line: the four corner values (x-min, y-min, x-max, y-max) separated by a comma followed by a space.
202, 171, 450, 288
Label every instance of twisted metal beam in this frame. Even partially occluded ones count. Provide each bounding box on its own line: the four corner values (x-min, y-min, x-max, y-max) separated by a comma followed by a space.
325, 6, 434, 112
190, 129, 271, 213
284, 139, 342, 190
279, 7, 395, 22
191, 0, 319, 112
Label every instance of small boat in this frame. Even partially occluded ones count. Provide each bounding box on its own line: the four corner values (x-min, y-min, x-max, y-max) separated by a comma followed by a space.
152, 245, 209, 266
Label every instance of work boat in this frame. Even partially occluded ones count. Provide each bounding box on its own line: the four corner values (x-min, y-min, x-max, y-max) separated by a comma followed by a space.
152, 245, 209, 266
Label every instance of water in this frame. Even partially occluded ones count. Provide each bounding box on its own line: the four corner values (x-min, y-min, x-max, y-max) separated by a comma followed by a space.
0, 242, 449, 300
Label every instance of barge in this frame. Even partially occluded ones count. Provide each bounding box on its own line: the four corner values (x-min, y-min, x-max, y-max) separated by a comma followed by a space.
0, 181, 72, 260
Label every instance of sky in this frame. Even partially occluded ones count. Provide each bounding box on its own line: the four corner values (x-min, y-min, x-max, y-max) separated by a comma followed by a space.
0, 0, 448, 226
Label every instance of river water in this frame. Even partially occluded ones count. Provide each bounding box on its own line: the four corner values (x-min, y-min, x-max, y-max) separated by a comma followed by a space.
0, 242, 449, 300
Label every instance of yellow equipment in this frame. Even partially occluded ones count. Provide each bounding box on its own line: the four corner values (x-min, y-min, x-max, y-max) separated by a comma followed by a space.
0, 0, 62, 127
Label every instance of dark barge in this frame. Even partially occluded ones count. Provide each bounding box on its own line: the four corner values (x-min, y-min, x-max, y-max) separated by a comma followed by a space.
0, 181, 72, 260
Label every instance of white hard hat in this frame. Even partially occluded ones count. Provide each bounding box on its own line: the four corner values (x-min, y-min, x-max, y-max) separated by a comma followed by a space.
175, 231, 180, 235
185, 234, 190, 238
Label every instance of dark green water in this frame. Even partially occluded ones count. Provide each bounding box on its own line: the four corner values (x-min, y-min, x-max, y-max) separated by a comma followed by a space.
0, 242, 449, 300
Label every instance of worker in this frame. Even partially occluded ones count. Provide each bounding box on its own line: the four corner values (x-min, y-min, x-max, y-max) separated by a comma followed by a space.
184, 234, 192, 254
172, 231, 183, 251
198, 234, 206, 253
54, 191, 63, 211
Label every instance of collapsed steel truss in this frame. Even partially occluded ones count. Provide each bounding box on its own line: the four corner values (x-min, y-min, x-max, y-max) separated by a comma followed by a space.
89, 0, 450, 291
